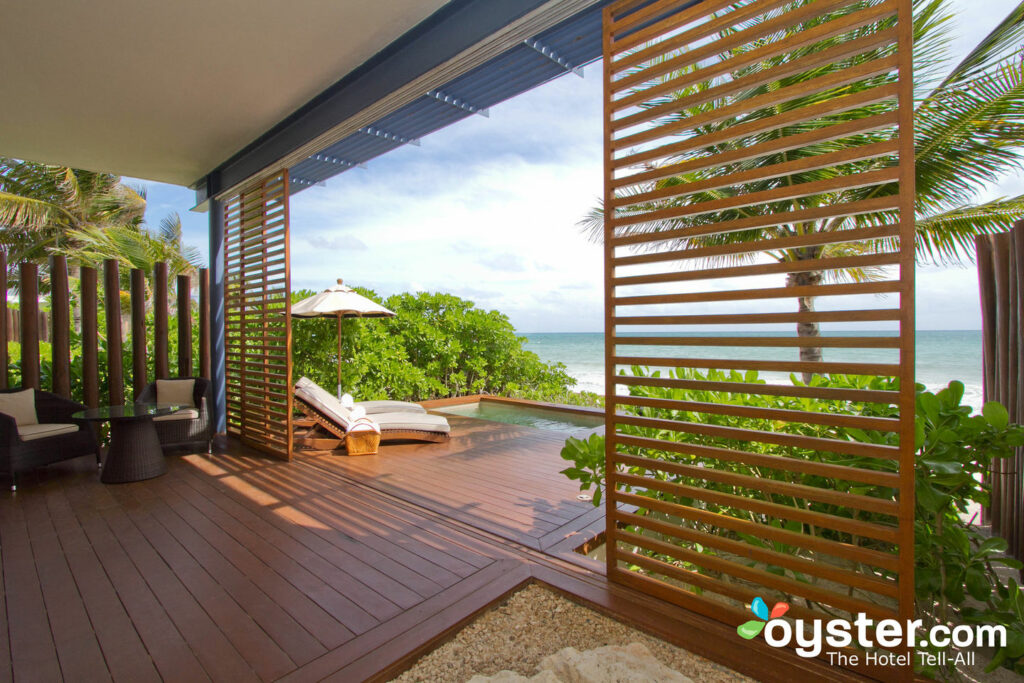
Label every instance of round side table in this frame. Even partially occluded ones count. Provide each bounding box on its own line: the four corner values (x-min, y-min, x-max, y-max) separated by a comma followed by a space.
73, 404, 183, 484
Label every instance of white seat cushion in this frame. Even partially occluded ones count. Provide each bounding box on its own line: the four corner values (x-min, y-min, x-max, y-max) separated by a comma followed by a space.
358, 400, 426, 414
0, 388, 38, 426
157, 379, 196, 408
372, 411, 451, 434
18, 423, 79, 441
295, 377, 352, 428
153, 408, 200, 422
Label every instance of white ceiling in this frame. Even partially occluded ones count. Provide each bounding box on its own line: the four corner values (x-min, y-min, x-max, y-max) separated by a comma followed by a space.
0, 0, 450, 187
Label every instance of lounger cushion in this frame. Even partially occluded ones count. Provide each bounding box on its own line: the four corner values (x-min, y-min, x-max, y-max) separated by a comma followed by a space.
295, 377, 352, 428
157, 379, 196, 408
358, 400, 427, 414
372, 411, 451, 434
18, 423, 78, 441
154, 408, 201, 422
0, 388, 38, 426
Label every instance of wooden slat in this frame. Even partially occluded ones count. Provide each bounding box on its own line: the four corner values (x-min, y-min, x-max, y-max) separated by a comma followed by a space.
178, 275, 192, 376
613, 334, 899, 349
615, 510, 900, 599
612, 0, 797, 71
613, 141, 898, 209
613, 99, 899, 190
49, 255, 72, 397
200, 268, 211, 380
613, 84, 898, 173
613, 374, 900, 404
613, 451, 898, 515
614, 394, 900, 431
614, 253, 900, 286
615, 281, 902, 306
614, 308, 901, 326
615, 433, 899, 488
81, 267, 100, 408
614, 355, 900, 377
18, 262, 40, 390
610, 167, 900, 229
615, 413, 900, 460
615, 490, 898, 571
103, 259, 124, 405
154, 262, 169, 380
613, 0, 893, 100
0, 251, 6, 389
131, 268, 147, 398
614, 472, 899, 543
613, 223, 901, 266
616, 529, 897, 620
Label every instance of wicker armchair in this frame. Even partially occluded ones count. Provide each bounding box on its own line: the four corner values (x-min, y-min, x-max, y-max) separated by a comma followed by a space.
135, 377, 213, 453
0, 389, 100, 491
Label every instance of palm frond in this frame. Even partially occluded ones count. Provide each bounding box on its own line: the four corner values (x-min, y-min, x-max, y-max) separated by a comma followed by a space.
935, 0, 1024, 90
913, 195, 1024, 264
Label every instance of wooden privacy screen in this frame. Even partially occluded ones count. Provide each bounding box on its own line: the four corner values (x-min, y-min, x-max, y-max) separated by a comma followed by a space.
223, 171, 293, 459
601, 0, 916, 655
977, 220, 1024, 567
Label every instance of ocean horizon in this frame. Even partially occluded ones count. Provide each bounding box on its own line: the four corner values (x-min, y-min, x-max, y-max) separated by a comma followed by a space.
523, 330, 985, 410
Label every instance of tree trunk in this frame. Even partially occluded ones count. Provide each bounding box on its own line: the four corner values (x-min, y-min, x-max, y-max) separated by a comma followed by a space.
787, 269, 823, 383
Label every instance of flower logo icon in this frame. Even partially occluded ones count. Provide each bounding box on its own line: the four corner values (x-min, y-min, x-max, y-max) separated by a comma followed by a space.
737, 597, 789, 639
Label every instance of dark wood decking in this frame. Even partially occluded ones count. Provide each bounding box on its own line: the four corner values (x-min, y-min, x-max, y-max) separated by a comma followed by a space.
306, 415, 606, 553
0, 419, 867, 683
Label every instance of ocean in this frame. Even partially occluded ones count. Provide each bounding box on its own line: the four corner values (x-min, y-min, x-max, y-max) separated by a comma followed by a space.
523, 330, 985, 410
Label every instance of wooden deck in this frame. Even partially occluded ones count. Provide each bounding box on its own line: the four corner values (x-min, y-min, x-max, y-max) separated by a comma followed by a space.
0, 417, 865, 683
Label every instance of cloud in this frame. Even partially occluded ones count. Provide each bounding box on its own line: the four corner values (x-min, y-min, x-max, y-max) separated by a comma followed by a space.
305, 233, 368, 251
479, 253, 527, 272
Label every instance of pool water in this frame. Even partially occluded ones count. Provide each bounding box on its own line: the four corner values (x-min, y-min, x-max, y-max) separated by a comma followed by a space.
434, 401, 604, 433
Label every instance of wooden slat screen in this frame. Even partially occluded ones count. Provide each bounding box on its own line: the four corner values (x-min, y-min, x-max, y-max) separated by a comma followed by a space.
601, 0, 915, 657
223, 171, 293, 459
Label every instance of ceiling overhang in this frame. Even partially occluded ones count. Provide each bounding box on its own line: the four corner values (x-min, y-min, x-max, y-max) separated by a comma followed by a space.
0, 0, 457, 188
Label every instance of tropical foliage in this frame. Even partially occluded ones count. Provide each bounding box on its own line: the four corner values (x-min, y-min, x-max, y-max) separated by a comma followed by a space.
0, 157, 200, 286
582, 0, 1024, 360
560, 367, 1024, 676
290, 288, 589, 403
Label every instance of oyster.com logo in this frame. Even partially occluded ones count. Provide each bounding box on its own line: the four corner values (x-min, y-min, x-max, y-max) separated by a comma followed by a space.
737, 597, 789, 639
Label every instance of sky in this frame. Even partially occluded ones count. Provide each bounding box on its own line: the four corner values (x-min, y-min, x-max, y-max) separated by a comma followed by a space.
132, 0, 1023, 333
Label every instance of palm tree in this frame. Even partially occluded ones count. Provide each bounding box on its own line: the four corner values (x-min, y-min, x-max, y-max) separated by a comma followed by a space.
56, 213, 202, 282
0, 158, 147, 271
582, 0, 1024, 365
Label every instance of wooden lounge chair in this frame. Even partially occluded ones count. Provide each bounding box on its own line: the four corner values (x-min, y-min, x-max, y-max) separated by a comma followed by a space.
293, 377, 449, 453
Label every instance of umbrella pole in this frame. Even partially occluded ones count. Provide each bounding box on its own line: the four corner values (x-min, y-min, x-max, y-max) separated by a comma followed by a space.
336, 315, 343, 400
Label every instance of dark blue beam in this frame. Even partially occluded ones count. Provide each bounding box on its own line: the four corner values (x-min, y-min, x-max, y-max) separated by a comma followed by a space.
196, 0, 560, 203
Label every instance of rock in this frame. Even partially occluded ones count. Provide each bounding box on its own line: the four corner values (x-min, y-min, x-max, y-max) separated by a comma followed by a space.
539, 643, 693, 683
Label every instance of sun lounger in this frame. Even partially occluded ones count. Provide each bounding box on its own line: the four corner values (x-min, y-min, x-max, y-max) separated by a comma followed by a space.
293, 377, 449, 453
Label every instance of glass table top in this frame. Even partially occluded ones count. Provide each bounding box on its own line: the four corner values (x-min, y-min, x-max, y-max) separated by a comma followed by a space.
72, 403, 186, 421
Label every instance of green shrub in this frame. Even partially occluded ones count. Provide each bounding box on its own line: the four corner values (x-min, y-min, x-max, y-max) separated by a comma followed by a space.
290, 288, 580, 403
560, 366, 1024, 675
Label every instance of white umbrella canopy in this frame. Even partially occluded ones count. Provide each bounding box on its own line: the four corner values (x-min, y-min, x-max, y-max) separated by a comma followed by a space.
292, 279, 395, 319
291, 279, 395, 398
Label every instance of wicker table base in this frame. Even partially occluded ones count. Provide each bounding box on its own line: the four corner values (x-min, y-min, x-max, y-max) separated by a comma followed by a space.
101, 417, 167, 484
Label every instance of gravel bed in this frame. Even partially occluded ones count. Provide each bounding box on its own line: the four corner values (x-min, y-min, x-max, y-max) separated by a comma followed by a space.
392, 583, 751, 683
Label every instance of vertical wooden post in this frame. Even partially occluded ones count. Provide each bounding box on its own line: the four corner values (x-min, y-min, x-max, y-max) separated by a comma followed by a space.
0, 251, 7, 390
177, 274, 192, 376
130, 268, 148, 398
19, 262, 40, 390
81, 266, 99, 408
49, 255, 72, 397
154, 262, 169, 379
103, 259, 124, 405
199, 267, 211, 379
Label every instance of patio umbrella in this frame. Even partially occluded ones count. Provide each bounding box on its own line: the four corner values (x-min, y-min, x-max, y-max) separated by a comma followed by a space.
291, 279, 395, 399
